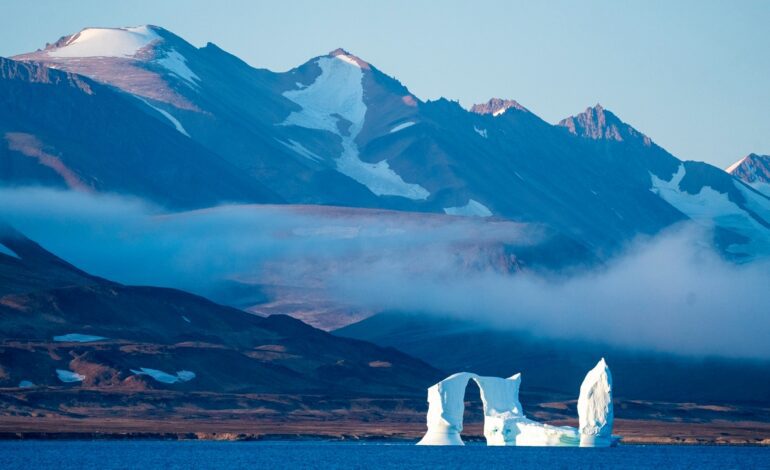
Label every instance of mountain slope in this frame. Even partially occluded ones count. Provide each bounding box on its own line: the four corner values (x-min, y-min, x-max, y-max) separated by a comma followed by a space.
0, 57, 278, 208
336, 312, 770, 404
727, 153, 770, 197
10, 25, 770, 258
0, 225, 441, 395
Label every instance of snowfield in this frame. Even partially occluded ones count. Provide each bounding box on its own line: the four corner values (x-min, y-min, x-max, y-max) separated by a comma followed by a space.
650, 164, 770, 256
282, 54, 429, 200
53, 333, 107, 342
48, 26, 159, 58
156, 49, 200, 87
56, 369, 85, 383
389, 121, 415, 133
130, 367, 196, 384
444, 199, 493, 217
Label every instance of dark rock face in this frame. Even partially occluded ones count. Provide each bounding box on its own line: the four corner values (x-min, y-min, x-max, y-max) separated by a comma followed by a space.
470, 98, 529, 115
558, 104, 651, 146
727, 153, 770, 184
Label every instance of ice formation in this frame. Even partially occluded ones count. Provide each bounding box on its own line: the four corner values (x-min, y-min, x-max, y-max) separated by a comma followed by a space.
417, 358, 616, 447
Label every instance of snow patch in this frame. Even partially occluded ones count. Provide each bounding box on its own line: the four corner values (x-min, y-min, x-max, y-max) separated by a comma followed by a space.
389, 121, 415, 133
281, 55, 429, 200
155, 49, 200, 87
492, 108, 507, 117
18, 380, 35, 388
474, 126, 488, 138
279, 139, 323, 162
444, 199, 493, 217
139, 98, 190, 137
54, 333, 106, 342
0, 242, 20, 259
131, 367, 195, 384
181, 315, 191, 323
651, 164, 770, 256
48, 26, 159, 58
56, 369, 85, 383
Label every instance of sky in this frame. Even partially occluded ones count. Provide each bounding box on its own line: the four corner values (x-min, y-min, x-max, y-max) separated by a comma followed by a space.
1, 0, 768, 168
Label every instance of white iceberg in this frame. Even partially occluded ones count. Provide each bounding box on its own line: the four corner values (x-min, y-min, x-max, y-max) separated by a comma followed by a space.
417, 358, 616, 447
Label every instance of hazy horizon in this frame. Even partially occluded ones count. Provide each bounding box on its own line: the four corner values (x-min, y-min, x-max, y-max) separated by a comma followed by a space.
1, 0, 768, 169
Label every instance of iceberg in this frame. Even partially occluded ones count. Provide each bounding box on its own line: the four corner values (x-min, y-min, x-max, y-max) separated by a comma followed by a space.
417, 358, 616, 447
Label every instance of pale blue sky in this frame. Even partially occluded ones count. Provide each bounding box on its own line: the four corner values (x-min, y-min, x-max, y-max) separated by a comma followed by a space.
1, 0, 768, 168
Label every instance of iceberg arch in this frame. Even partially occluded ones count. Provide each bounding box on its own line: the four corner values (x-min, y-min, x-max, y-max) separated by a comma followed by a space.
417, 359, 615, 447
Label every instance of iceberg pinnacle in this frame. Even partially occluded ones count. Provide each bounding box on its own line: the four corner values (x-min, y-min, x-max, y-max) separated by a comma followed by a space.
417, 359, 617, 447
578, 357, 614, 447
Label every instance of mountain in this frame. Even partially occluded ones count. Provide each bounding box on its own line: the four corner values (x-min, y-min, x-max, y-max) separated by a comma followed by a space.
0, 224, 441, 396
10, 25, 770, 259
0, 57, 278, 208
336, 312, 770, 404
726, 153, 770, 197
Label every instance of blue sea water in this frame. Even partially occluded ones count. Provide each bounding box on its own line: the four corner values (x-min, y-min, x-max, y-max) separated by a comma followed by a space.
1, 441, 769, 469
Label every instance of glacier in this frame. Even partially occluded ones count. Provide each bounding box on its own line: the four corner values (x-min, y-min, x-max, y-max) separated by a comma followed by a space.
417, 358, 616, 447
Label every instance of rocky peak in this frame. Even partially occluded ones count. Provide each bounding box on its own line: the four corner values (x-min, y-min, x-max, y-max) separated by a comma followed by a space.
726, 153, 770, 184
470, 98, 528, 116
558, 104, 652, 146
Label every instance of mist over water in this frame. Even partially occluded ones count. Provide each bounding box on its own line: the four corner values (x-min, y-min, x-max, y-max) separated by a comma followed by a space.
1, 187, 768, 359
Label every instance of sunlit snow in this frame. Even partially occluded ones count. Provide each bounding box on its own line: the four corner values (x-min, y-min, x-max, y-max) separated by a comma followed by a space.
281, 54, 429, 200
48, 26, 159, 58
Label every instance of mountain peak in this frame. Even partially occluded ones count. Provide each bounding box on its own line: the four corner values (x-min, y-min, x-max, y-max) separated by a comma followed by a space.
558, 105, 652, 146
470, 98, 528, 116
40, 25, 164, 59
327, 48, 370, 69
726, 153, 770, 184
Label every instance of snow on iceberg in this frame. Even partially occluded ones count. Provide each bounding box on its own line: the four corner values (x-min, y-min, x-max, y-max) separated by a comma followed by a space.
130, 367, 196, 384
53, 333, 107, 342
56, 369, 85, 383
417, 359, 617, 447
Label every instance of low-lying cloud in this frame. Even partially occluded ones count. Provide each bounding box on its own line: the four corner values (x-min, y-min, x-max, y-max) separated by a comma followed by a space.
1, 187, 768, 359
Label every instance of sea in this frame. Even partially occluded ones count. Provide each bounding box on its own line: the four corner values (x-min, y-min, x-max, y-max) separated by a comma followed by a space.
1, 441, 768, 469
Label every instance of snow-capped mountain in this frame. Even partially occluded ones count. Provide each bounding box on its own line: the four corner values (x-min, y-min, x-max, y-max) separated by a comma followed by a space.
726, 153, 770, 197
6, 25, 770, 258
